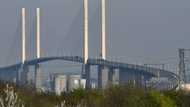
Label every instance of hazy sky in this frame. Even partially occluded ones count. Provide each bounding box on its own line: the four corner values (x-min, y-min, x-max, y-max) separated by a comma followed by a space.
0, 0, 190, 69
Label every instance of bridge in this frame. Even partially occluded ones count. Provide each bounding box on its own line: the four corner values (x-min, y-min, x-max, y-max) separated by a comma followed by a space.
0, 0, 179, 91
0, 55, 179, 90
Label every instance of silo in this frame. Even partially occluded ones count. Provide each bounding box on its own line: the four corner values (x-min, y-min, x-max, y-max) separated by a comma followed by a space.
68, 75, 86, 91
54, 74, 67, 95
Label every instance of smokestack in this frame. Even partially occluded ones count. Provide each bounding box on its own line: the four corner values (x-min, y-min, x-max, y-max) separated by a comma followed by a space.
22, 8, 26, 64
101, 0, 106, 60
36, 8, 41, 58
83, 0, 89, 64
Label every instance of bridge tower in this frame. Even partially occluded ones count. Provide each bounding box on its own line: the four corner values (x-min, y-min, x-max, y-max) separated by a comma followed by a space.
22, 8, 26, 64
101, 0, 106, 60
17, 8, 28, 85
98, 0, 120, 88
98, 0, 111, 89
17, 8, 26, 85
35, 8, 42, 90
82, 0, 91, 89
83, 0, 88, 64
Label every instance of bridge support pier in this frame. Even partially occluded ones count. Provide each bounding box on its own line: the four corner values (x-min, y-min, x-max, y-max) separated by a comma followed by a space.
98, 67, 120, 88
84, 64, 91, 89
35, 64, 42, 90
16, 69, 21, 86
98, 66, 109, 89
111, 68, 120, 85
17, 65, 29, 86
21, 66, 29, 85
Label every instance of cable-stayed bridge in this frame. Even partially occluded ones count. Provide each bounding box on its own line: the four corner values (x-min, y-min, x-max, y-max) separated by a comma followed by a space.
0, 0, 179, 91
0, 55, 179, 90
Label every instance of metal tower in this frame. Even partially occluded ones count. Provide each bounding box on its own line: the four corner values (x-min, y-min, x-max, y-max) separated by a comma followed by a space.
179, 49, 186, 85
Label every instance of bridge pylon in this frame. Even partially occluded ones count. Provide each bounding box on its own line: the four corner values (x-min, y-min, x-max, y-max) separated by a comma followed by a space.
17, 8, 27, 85
98, 0, 111, 89
82, 0, 91, 89
98, 66, 109, 89
34, 8, 42, 90
83, 0, 88, 64
101, 0, 106, 60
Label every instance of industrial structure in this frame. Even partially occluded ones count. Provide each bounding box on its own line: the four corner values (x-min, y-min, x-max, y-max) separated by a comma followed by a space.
54, 74, 67, 95
53, 74, 85, 95
0, 0, 180, 91
178, 48, 190, 91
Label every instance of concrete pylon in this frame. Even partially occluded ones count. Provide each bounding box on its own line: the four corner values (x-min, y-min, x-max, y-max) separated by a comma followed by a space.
98, 0, 110, 89
85, 64, 91, 89
35, 8, 42, 90
22, 8, 26, 64
17, 8, 27, 85
36, 8, 41, 59
82, 0, 91, 89
110, 68, 120, 85
101, 0, 106, 60
83, 0, 88, 64
98, 66, 109, 89
21, 66, 30, 85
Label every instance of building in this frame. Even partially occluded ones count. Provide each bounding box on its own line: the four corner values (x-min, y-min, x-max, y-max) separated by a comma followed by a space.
54, 74, 67, 95
53, 74, 86, 95
68, 75, 86, 91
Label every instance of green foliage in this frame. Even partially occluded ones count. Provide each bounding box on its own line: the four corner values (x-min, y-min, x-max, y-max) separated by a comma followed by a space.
2, 82, 190, 107
102, 85, 176, 107
164, 90, 190, 107
148, 91, 176, 107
